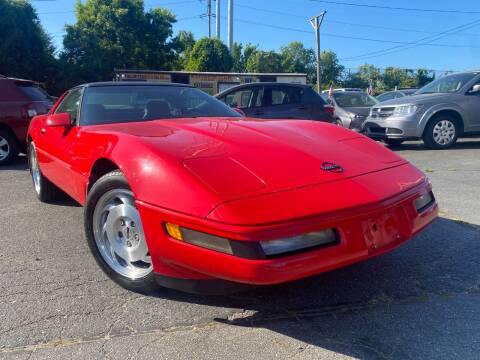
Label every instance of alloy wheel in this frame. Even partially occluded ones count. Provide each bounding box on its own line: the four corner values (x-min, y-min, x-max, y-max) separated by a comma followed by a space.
0, 136, 10, 161
29, 144, 42, 195
92, 189, 152, 280
433, 120, 456, 146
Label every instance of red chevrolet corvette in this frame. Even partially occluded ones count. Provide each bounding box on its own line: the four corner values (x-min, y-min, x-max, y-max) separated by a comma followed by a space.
27, 82, 438, 294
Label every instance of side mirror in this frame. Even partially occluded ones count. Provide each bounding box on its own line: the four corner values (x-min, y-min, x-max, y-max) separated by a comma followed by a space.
46, 112, 72, 128
233, 107, 246, 117
470, 84, 480, 94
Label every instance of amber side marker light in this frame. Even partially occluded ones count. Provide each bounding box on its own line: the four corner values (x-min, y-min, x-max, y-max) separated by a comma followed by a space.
165, 222, 183, 241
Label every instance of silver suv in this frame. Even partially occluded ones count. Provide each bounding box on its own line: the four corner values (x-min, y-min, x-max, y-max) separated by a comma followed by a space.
364, 71, 480, 149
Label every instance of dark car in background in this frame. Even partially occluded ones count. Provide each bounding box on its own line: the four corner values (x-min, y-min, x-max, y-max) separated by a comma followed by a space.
321, 91, 379, 131
376, 88, 418, 102
0, 76, 53, 165
216, 83, 334, 123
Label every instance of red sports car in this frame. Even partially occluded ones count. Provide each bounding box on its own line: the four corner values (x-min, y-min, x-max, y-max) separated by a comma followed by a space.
27, 82, 438, 294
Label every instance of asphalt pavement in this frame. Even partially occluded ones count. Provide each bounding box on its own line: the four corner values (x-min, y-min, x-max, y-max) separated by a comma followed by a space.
0, 138, 479, 359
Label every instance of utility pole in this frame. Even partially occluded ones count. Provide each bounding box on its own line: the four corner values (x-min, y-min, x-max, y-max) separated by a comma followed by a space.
310, 11, 326, 93
207, 0, 212, 37
228, 0, 233, 51
215, 0, 221, 38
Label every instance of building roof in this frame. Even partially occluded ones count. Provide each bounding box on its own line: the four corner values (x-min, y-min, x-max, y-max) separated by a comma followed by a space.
115, 68, 307, 77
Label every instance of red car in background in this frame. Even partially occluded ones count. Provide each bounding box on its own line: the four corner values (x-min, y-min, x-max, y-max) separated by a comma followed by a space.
0, 76, 53, 165
27, 82, 438, 294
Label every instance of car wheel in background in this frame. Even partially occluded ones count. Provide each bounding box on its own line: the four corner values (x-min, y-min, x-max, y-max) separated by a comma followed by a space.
28, 142, 60, 202
0, 129, 19, 165
423, 116, 459, 149
84, 170, 157, 294
384, 139, 404, 147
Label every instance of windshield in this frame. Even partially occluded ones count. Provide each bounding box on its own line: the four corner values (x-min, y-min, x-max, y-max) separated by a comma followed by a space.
80, 85, 241, 125
333, 92, 378, 107
416, 73, 477, 94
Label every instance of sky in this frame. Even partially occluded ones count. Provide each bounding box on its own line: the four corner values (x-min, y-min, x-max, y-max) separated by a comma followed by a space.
33, 0, 480, 73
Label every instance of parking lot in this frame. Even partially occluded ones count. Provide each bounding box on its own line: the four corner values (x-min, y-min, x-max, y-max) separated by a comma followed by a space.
1, 139, 479, 360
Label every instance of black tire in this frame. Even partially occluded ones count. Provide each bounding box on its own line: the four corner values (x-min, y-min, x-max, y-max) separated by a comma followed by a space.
0, 128, 19, 166
384, 138, 404, 147
423, 115, 459, 149
84, 170, 158, 294
28, 142, 60, 203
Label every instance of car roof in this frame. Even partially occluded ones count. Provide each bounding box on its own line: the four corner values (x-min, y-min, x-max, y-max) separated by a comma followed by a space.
216, 82, 311, 96
79, 81, 194, 88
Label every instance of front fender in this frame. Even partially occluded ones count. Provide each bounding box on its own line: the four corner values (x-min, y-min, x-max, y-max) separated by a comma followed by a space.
86, 134, 222, 219
417, 103, 465, 135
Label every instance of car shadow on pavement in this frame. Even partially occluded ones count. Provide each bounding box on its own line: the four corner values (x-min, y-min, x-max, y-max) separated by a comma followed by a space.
0, 155, 28, 170
157, 217, 479, 359
393, 138, 480, 152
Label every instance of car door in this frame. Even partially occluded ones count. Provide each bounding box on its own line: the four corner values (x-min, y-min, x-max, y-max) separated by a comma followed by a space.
259, 85, 309, 119
463, 79, 480, 132
36, 88, 82, 197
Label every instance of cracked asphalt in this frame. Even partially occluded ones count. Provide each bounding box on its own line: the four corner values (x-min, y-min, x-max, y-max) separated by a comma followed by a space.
1, 138, 479, 359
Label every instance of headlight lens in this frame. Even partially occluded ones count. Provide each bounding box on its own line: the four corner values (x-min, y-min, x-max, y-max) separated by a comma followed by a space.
260, 229, 338, 256
165, 223, 233, 254
393, 104, 418, 116
414, 192, 435, 213
165, 223, 339, 258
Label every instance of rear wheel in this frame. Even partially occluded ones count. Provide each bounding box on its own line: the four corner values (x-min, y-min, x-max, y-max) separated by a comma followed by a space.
423, 116, 458, 149
0, 129, 19, 166
85, 170, 157, 293
28, 142, 60, 202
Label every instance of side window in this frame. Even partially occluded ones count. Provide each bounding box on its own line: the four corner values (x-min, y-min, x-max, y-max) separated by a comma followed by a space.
378, 92, 395, 102
270, 87, 303, 106
223, 89, 254, 108
252, 87, 264, 107
55, 89, 82, 122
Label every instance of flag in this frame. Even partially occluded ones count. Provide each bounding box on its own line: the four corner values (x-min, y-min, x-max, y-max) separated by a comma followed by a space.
328, 84, 333, 98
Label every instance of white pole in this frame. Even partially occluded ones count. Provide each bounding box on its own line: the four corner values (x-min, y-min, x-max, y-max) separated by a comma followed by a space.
228, 0, 233, 50
216, 0, 221, 39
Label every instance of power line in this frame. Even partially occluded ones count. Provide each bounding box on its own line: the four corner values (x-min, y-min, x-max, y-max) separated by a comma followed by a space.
222, 16, 480, 49
341, 18, 480, 61
308, 0, 480, 15
234, 2, 478, 37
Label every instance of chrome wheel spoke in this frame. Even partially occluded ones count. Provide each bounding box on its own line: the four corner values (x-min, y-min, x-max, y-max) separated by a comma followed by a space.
93, 188, 152, 279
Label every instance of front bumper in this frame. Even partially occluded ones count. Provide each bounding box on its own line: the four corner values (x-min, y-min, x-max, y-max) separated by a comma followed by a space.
136, 179, 438, 288
364, 115, 421, 139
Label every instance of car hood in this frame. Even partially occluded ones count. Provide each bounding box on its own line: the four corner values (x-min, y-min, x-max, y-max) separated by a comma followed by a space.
376, 92, 454, 106
89, 118, 407, 199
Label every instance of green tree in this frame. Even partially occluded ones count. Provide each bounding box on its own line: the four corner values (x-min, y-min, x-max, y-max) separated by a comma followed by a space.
61, 0, 178, 84
280, 42, 316, 82
320, 50, 345, 87
245, 50, 283, 73
0, 0, 56, 84
231, 43, 243, 72
415, 68, 435, 87
173, 30, 195, 69
185, 37, 232, 72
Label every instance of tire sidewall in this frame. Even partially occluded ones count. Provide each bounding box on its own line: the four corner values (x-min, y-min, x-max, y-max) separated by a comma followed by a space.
424, 116, 459, 149
0, 129, 19, 165
84, 171, 157, 294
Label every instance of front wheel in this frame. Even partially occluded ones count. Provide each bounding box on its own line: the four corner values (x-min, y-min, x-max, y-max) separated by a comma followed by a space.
28, 142, 60, 202
84, 170, 157, 293
423, 116, 459, 149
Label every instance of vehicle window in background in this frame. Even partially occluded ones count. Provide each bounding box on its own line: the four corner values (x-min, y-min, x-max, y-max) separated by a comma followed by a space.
416, 73, 478, 94
55, 89, 82, 121
16, 83, 50, 101
222, 89, 253, 108
320, 94, 333, 105
270, 87, 303, 106
377, 92, 396, 102
80, 86, 241, 125
333, 92, 378, 107
253, 87, 264, 107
